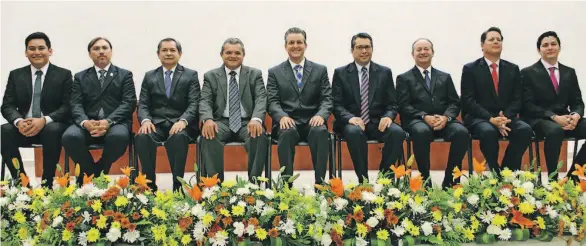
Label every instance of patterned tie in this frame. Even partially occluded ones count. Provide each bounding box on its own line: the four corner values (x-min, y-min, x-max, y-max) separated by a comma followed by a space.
490, 63, 499, 95
98, 70, 106, 119
228, 71, 241, 133
423, 69, 431, 89
31, 70, 43, 118
164, 70, 173, 97
548, 67, 559, 94
360, 67, 370, 124
294, 64, 303, 91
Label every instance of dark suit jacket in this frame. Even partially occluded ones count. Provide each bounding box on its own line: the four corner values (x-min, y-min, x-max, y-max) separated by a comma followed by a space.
460, 57, 522, 127
138, 64, 200, 129
1, 63, 72, 124
521, 60, 585, 127
332, 62, 397, 132
199, 65, 267, 122
71, 64, 137, 129
396, 66, 460, 128
267, 59, 332, 125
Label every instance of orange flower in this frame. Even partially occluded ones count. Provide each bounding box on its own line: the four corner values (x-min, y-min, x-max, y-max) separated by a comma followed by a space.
248, 218, 259, 226
473, 158, 486, 175
120, 166, 133, 177
390, 164, 411, 179
20, 173, 29, 187
117, 176, 129, 189
83, 173, 94, 186
579, 179, 586, 193
452, 166, 463, 181
184, 184, 202, 201
200, 174, 220, 188
511, 209, 534, 229
410, 175, 423, 193
572, 164, 586, 179
134, 172, 152, 188
329, 177, 344, 197
55, 173, 70, 188
269, 228, 279, 238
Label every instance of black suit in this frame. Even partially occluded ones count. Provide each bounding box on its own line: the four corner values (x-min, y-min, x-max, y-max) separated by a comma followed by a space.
521, 60, 586, 179
267, 59, 332, 184
135, 64, 200, 191
1, 64, 72, 187
461, 58, 532, 172
332, 62, 405, 183
62, 64, 136, 184
396, 66, 469, 186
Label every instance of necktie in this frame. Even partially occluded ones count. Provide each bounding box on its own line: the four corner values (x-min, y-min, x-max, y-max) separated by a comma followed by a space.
98, 70, 106, 118
32, 70, 43, 118
228, 71, 241, 133
164, 70, 173, 97
423, 70, 431, 89
360, 67, 370, 124
548, 67, 559, 94
490, 63, 499, 95
294, 65, 303, 91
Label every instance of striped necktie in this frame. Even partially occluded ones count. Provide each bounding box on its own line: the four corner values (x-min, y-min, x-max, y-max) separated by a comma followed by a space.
360, 67, 370, 124
228, 71, 241, 133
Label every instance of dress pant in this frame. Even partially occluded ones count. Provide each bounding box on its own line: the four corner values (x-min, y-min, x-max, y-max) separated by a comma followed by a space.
1, 122, 68, 188
201, 118, 268, 183
341, 122, 405, 184
135, 121, 194, 191
406, 120, 469, 187
468, 118, 532, 173
62, 124, 130, 185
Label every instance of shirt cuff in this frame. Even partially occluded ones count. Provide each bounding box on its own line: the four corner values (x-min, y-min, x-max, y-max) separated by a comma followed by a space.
570, 112, 581, 118
180, 119, 188, 126
141, 119, 151, 125
251, 117, 263, 124
80, 120, 88, 128
44, 116, 53, 124
14, 118, 23, 127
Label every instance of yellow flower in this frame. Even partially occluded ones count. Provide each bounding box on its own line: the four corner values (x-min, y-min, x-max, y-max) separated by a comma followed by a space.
152, 207, 168, 220
489, 179, 498, 185
546, 193, 563, 204
111, 221, 121, 229
353, 204, 363, 213
18, 227, 28, 240
522, 171, 537, 180
471, 216, 480, 231
53, 208, 61, 218
257, 177, 269, 183
432, 210, 442, 222
377, 178, 391, 186
114, 196, 129, 207
221, 180, 236, 188
463, 228, 475, 240
141, 208, 150, 218
87, 228, 100, 243
536, 217, 545, 229
483, 188, 492, 199
91, 200, 102, 213
219, 208, 231, 217
232, 205, 245, 216
332, 224, 344, 235
356, 223, 368, 238
452, 203, 463, 213
454, 187, 464, 199
255, 190, 265, 196
501, 169, 513, 178
13, 211, 26, 224
492, 215, 507, 228
518, 202, 535, 214
374, 197, 385, 205
498, 195, 510, 205
307, 224, 315, 236
414, 195, 424, 205
181, 234, 192, 245
409, 226, 420, 236
33, 188, 45, 197
202, 213, 214, 226
74, 206, 81, 212
152, 225, 167, 242
96, 215, 107, 229
64, 185, 76, 196
62, 230, 73, 241
345, 183, 357, 190
514, 187, 526, 196
377, 229, 390, 240
400, 193, 411, 203
279, 202, 289, 211
256, 228, 268, 240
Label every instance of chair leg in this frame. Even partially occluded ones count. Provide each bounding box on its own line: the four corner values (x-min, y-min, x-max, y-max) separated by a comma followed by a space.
337, 136, 342, 178
468, 138, 473, 176
128, 137, 134, 183
406, 138, 412, 164
1, 158, 5, 182
328, 133, 335, 180
266, 135, 272, 189
64, 152, 70, 176
528, 140, 534, 171
535, 138, 542, 183
196, 136, 203, 184
573, 139, 579, 166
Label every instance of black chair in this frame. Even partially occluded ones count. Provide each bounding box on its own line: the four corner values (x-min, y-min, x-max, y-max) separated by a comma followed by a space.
467, 134, 535, 175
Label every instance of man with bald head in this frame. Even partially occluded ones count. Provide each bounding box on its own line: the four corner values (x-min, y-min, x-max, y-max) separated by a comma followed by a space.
396, 38, 469, 188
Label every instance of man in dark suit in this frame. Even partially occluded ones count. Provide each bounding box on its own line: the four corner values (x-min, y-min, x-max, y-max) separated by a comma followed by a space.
1, 32, 72, 188
521, 31, 586, 180
461, 27, 532, 173
61, 37, 136, 185
200, 38, 268, 182
397, 38, 469, 187
267, 27, 332, 185
135, 38, 200, 191
332, 33, 405, 184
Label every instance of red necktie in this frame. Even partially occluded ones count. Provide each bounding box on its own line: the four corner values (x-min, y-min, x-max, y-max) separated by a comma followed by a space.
490, 63, 498, 95
548, 67, 559, 94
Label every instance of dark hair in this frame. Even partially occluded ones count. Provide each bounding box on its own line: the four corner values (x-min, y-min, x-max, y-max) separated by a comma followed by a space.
87, 37, 112, 52
220, 37, 245, 56
411, 38, 434, 53
481, 27, 503, 44
351, 32, 373, 49
284, 27, 306, 44
157, 38, 182, 53
537, 31, 561, 49
25, 32, 51, 49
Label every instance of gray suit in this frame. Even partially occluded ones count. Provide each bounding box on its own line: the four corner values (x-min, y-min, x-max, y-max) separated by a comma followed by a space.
267, 59, 332, 185
199, 65, 268, 182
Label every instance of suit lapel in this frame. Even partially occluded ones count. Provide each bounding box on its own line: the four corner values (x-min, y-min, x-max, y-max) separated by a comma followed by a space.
100, 65, 118, 94
170, 65, 184, 97
300, 60, 313, 93
430, 67, 439, 94
282, 61, 300, 95
216, 67, 228, 103
411, 66, 430, 95
480, 58, 499, 102
557, 63, 569, 97
238, 66, 249, 100
155, 67, 166, 95
368, 63, 378, 106
22, 67, 33, 103
347, 63, 361, 106
86, 68, 101, 90
534, 61, 557, 97
40, 64, 54, 103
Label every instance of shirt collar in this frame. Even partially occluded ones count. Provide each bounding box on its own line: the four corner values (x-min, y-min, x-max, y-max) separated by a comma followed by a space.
289, 58, 305, 71
30, 63, 49, 76
225, 66, 241, 76
355, 62, 370, 72
484, 57, 500, 68
541, 59, 559, 70
416, 65, 432, 75
94, 63, 111, 75
163, 65, 177, 74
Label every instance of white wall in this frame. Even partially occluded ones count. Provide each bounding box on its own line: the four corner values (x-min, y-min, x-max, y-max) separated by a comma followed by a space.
2, 1, 586, 162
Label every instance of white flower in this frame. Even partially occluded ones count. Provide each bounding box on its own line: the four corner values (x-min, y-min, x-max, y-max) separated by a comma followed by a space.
237, 201, 247, 207
512, 179, 521, 188
535, 200, 543, 209
480, 211, 495, 224
193, 221, 206, 241
106, 227, 121, 242
210, 231, 229, 246
33, 215, 41, 223
229, 196, 238, 204
279, 220, 296, 235
356, 237, 368, 246
136, 194, 148, 205
467, 194, 480, 205
546, 205, 558, 219
21, 237, 35, 246
570, 223, 578, 235
245, 183, 259, 190
373, 184, 383, 194
254, 200, 265, 214
486, 225, 502, 235
236, 187, 250, 195
333, 198, 348, 211
123, 230, 140, 243
233, 222, 245, 237
522, 182, 534, 194
126, 192, 134, 199
422, 222, 433, 236
361, 191, 377, 203
366, 217, 379, 228
202, 188, 215, 199
191, 204, 205, 218
8, 204, 15, 211
261, 207, 276, 216
498, 228, 511, 241
52, 216, 63, 227
388, 188, 401, 198
78, 231, 88, 246
442, 218, 453, 232
372, 208, 384, 220
452, 218, 465, 229
409, 201, 426, 214
264, 189, 275, 199
392, 226, 406, 236
0, 219, 8, 229
246, 225, 255, 236
0, 197, 8, 207
82, 211, 92, 224
16, 193, 31, 203
320, 233, 332, 246
500, 188, 512, 198
303, 186, 316, 197
7, 187, 18, 196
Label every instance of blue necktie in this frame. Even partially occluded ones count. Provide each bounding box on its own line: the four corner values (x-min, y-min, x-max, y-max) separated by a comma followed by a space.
164, 70, 173, 98
294, 65, 303, 91
32, 70, 43, 118
424, 70, 431, 89
228, 71, 241, 133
